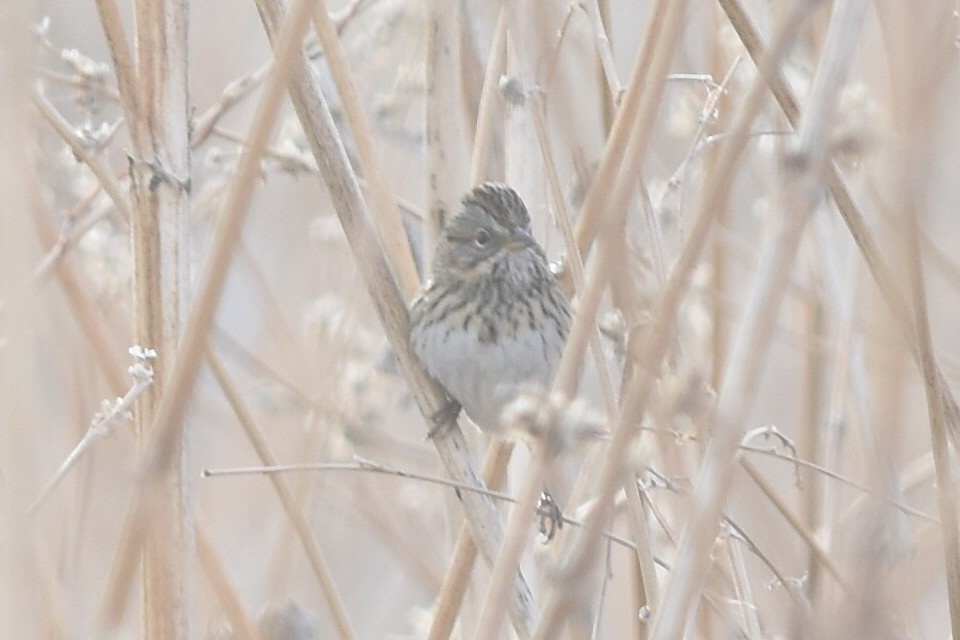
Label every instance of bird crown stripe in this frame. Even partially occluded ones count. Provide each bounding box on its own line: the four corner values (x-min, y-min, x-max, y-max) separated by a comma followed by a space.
462, 182, 529, 228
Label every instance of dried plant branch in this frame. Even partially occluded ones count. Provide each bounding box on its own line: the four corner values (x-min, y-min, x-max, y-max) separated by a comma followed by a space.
192, 66, 271, 148
528, 91, 615, 411
32, 193, 113, 284
739, 459, 849, 590
725, 532, 761, 640
639, 427, 935, 522
192, 0, 369, 148
32, 90, 133, 222
879, 0, 960, 629
92, 0, 141, 147
665, 58, 741, 197
30, 348, 155, 514
203, 459, 638, 552
582, 0, 622, 103
132, 0, 193, 632
907, 208, 960, 636
620, 468, 658, 638
99, 0, 318, 628
473, 444, 549, 640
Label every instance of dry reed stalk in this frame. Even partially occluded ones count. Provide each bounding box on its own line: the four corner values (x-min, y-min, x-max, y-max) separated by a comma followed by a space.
568, 0, 668, 264
427, 441, 514, 640
425, 0, 467, 268
528, 93, 616, 412
531, 2, 691, 637
468, 8, 507, 185
798, 284, 826, 596
310, 0, 420, 299
206, 349, 356, 639
582, 0, 622, 103
130, 0, 192, 632
75, 0, 192, 632
648, 3, 827, 636
739, 459, 847, 589
619, 467, 657, 639
251, 0, 538, 634
98, 0, 319, 630
93, 0, 140, 142
472, 445, 550, 640
31, 182, 105, 278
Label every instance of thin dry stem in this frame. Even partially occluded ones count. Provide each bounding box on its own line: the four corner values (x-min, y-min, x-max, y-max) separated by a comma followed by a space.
582, 0, 622, 103
725, 537, 761, 640
620, 468, 657, 637
427, 441, 514, 640
31, 350, 154, 514
468, 8, 507, 185
528, 92, 615, 412
880, 0, 960, 629
569, 0, 668, 264
206, 349, 356, 640
739, 459, 849, 590
32, 90, 133, 222
92, 0, 142, 148
908, 208, 960, 636
473, 448, 549, 640
32, 191, 113, 284
310, 0, 420, 299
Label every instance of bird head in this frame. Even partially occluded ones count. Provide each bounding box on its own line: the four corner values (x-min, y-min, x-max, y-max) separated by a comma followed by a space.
433, 183, 546, 280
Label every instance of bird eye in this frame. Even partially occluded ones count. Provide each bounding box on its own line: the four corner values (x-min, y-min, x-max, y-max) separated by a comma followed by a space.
474, 229, 492, 247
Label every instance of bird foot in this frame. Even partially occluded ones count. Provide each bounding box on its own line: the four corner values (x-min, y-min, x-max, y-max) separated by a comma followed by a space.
536, 490, 564, 543
426, 399, 461, 439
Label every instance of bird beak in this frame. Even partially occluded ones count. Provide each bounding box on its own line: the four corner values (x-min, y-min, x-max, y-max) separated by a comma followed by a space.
506, 227, 535, 251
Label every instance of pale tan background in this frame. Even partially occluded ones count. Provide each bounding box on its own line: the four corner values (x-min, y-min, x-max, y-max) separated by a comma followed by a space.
3, 0, 959, 638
